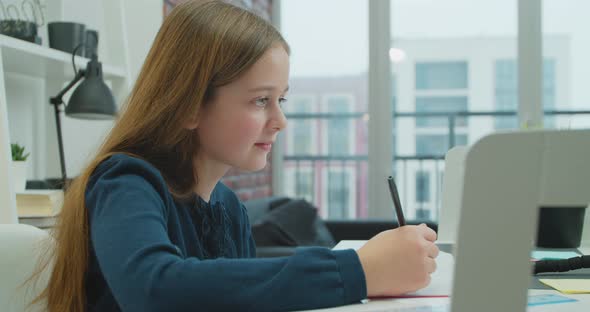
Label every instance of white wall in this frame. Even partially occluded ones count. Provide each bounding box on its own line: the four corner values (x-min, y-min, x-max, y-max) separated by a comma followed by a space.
122, 0, 163, 82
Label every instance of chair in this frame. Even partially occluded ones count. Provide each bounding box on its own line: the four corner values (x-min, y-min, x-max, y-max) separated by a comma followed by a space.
0, 224, 51, 312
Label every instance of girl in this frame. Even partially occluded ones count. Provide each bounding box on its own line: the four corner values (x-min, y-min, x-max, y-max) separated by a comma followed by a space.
33, 1, 439, 311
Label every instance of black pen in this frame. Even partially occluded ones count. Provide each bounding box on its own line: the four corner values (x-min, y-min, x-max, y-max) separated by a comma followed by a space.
387, 176, 406, 227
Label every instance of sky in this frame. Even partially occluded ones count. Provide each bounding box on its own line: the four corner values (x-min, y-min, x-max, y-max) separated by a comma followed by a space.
280, 0, 590, 107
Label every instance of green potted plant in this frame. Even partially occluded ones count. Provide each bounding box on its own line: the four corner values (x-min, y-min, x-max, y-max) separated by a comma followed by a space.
11, 143, 30, 192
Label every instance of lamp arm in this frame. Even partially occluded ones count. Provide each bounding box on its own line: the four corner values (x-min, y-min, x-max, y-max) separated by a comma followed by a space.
49, 70, 86, 106
48, 69, 85, 190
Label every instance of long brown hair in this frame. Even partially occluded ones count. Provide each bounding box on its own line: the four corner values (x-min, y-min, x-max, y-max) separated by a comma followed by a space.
30, 1, 289, 310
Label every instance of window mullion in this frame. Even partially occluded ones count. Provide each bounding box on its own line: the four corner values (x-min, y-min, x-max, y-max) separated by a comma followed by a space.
368, 0, 393, 218
518, 0, 543, 128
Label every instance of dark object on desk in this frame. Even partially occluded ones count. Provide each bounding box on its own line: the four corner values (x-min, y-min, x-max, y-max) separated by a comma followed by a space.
244, 196, 438, 258
536, 206, 586, 248
0, 19, 39, 43
326, 219, 437, 241
246, 197, 335, 256
48, 21, 86, 55
534, 255, 590, 274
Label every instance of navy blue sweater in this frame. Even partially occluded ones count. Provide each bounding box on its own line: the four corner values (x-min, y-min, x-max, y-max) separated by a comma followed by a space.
85, 154, 366, 311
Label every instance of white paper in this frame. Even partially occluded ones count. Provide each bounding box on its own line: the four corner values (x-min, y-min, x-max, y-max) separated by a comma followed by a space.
333, 240, 454, 297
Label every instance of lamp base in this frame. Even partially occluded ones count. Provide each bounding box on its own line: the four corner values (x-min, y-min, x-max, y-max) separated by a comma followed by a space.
26, 178, 74, 190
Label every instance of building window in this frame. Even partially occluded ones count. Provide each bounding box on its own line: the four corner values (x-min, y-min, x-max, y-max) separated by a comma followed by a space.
413, 61, 469, 160
415, 171, 430, 203
323, 94, 354, 155
286, 95, 316, 155
322, 167, 356, 219
416, 134, 468, 156
328, 171, 349, 218
416, 61, 468, 90
285, 168, 314, 203
494, 59, 556, 129
415, 96, 469, 128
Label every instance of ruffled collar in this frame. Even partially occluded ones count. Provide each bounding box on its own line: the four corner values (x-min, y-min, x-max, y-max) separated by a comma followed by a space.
187, 194, 236, 259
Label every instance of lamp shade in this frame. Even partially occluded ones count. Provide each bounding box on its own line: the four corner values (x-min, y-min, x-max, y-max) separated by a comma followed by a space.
65, 56, 117, 119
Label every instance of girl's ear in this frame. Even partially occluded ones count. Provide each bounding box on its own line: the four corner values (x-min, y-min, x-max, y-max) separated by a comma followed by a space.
184, 115, 199, 130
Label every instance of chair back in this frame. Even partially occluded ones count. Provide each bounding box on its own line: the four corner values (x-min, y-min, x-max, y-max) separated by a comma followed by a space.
0, 224, 51, 312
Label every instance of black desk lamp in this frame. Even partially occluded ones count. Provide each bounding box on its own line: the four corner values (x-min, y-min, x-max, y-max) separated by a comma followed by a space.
49, 46, 117, 189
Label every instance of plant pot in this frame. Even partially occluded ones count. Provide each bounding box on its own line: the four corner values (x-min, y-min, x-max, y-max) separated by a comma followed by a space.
48, 22, 86, 56
0, 20, 39, 43
11, 160, 28, 193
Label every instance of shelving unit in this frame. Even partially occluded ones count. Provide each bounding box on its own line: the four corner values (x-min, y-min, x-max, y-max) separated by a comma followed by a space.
0, 34, 126, 79
0, 0, 131, 223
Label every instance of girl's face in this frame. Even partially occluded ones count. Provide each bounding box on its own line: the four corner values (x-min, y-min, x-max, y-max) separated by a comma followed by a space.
193, 45, 289, 172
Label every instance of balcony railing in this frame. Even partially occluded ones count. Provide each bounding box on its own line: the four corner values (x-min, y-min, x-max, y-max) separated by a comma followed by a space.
395, 109, 590, 149
283, 110, 590, 220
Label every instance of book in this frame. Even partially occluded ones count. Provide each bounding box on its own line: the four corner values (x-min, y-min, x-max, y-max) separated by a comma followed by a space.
16, 189, 64, 217
19, 215, 58, 229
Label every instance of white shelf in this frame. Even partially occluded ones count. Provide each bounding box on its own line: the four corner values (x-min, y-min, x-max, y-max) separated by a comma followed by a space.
0, 0, 131, 224
0, 34, 126, 79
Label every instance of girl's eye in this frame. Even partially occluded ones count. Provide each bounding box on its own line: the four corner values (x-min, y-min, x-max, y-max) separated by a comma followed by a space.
254, 96, 288, 108
278, 97, 288, 107
255, 97, 270, 107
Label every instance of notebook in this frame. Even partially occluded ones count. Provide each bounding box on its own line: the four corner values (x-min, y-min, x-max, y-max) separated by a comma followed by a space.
539, 279, 590, 294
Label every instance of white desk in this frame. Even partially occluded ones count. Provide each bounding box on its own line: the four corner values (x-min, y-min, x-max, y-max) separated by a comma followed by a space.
298, 241, 590, 312
300, 290, 590, 312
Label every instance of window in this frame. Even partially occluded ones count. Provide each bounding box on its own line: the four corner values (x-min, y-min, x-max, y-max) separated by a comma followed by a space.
415, 61, 469, 160
327, 171, 349, 218
281, 0, 369, 219
284, 168, 314, 203
416, 134, 468, 156
415, 96, 468, 128
391, 0, 518, 222
415, 171, 430, 203
543, 1, 589, 130
322, 167, 356, 219
494, 59, 556, 129
285, 95, 317, 155
323, 94, 354, 155
416, 62, 468, 90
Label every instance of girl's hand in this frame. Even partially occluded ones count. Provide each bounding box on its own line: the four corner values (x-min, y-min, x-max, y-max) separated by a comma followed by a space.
356, 224, 439, 297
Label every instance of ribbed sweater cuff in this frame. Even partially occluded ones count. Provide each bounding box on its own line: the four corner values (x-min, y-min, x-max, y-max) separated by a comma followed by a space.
332, 249, 367, 303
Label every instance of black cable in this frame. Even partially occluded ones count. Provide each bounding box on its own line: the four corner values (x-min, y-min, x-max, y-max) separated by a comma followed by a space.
71, 43, 86, 74
534, 255, 590, 274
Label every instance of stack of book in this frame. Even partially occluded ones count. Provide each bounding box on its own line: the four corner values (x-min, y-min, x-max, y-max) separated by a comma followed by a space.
16, 189, 63, 229
16, 189, 64, 217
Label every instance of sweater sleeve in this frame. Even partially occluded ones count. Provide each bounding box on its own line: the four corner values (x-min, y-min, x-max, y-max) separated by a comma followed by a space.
86, 157, 367, 312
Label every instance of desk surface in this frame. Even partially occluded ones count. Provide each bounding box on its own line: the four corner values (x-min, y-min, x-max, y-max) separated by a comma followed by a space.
300, 289, 590, 312
299, 241, 590, 312
436, 244, 590, 291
